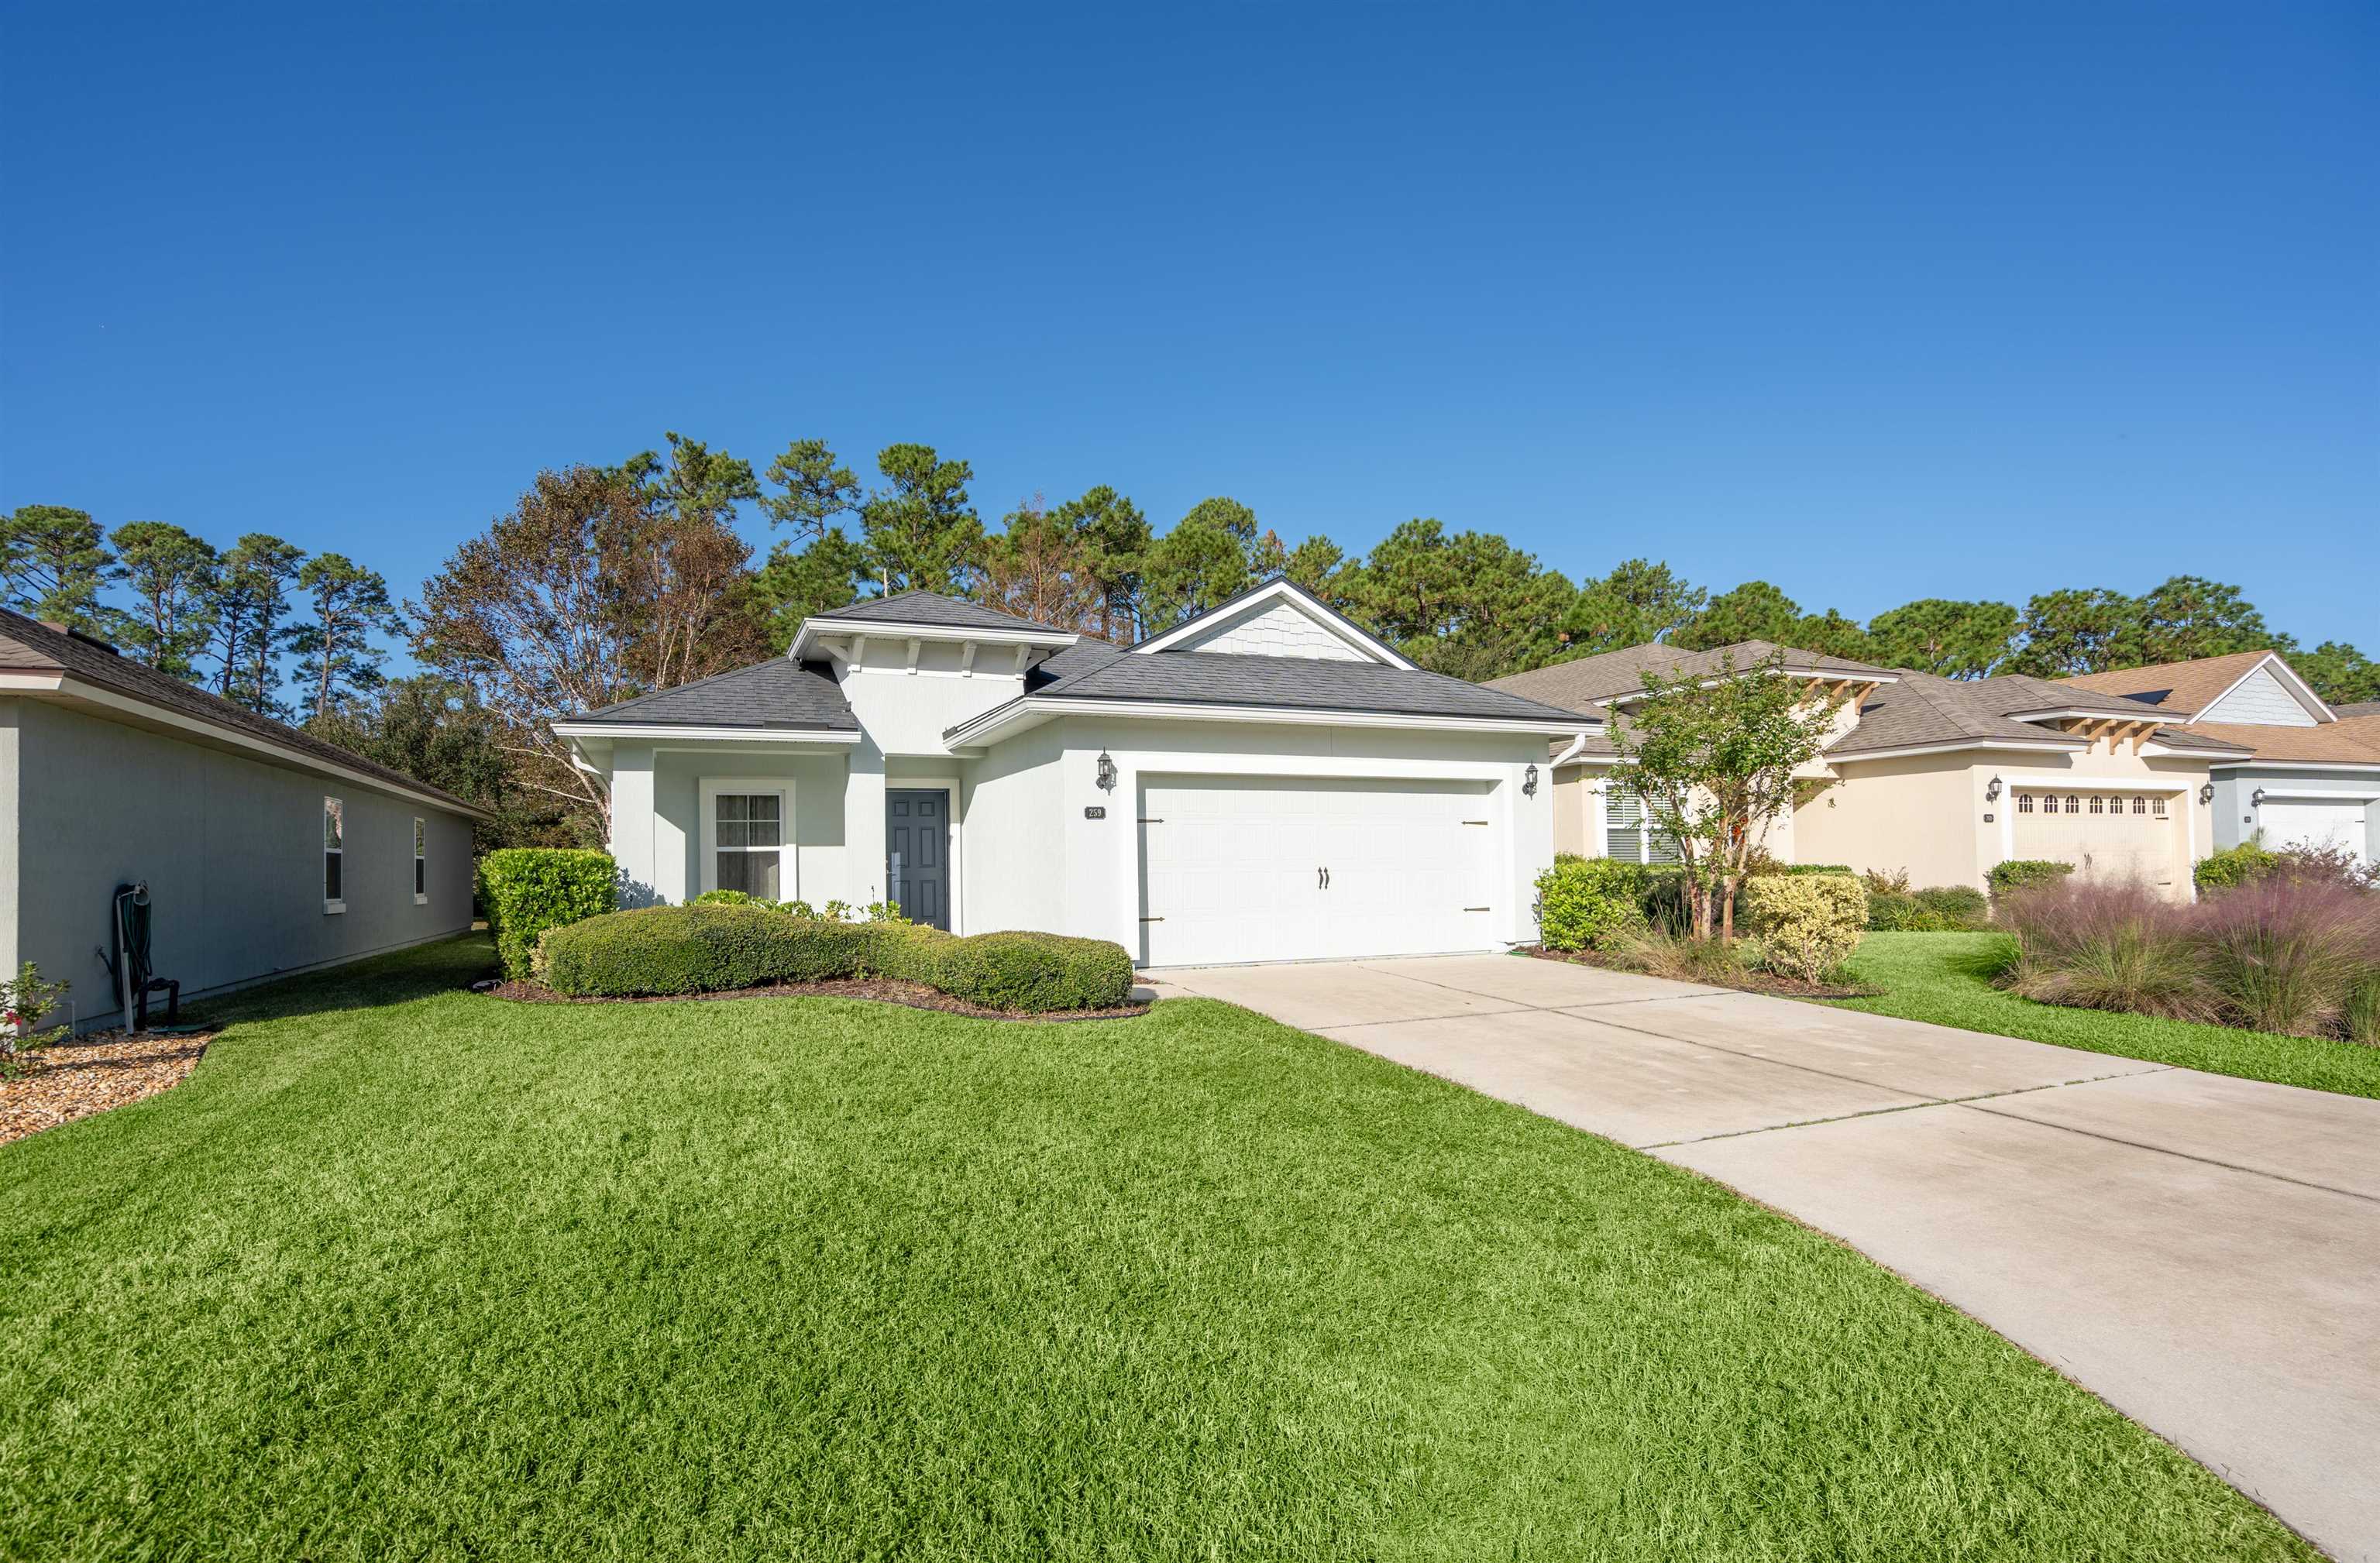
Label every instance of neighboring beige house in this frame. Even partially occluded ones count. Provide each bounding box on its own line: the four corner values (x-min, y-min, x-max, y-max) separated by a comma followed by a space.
1488, 641, 2249, 898
2061, 649, 2380, 867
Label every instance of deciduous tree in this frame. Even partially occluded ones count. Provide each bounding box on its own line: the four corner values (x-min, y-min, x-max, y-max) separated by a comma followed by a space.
982, 495, 1102, 632
1615, 648, 1847, 942
412, 465, 757, 838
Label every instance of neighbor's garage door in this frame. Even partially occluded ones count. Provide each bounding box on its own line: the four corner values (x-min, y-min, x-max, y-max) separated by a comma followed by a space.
1138, 775, 1497, 966
2012, 789, 2182, 892
2260, 800, 2370, 864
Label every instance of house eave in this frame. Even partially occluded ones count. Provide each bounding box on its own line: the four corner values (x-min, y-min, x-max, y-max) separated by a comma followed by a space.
0, 671, 494, 821
551, 721, 864, 745
945, 695, 1586, 748
789, 618, 1078, 664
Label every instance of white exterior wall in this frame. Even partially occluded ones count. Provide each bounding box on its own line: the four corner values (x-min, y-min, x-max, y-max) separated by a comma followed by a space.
2202, 665, 2319, 727
958, 723, 1067, 934
1031, 715, 1554, 959
835, 640, 1029, 755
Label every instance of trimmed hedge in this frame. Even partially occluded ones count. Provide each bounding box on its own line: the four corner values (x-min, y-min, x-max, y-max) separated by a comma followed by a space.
1739, 874, 1869, 981
536, 904, 1135, 1013
1989, 859, 2076, 897
1870, 884, 1990, 932
2193, 841, 2278, 895
480, 849, 617, 979
1536, 857, 1649, 951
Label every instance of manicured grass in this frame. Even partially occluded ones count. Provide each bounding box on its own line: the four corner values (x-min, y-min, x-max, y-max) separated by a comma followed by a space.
1, 936, 2309, 1561
1839, 931, 2380, 1100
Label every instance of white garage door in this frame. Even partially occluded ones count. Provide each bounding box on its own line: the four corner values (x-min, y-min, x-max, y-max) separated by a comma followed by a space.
2011, 788, 2183, 891
1138, 775, 1498, 966
2260, 800, 2371, 864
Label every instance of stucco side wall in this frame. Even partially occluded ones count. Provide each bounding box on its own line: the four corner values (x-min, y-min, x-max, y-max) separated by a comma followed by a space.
12, 699, 474, 1028
644, 747, 851, 906
1551, 764, 1591, 856
1048, 717, 1556, 956
960, 723, 1066, 935
1795, 756, 1983, 888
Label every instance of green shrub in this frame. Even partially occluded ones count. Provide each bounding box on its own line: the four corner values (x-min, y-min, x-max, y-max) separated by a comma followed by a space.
1988, 859, 2076, 898
538, 905, 1134, 1012
897, 929, 1135, 1012
1535, 858, 1649, 951
692, 888, 753, 905
1865, 891, 1954, 932
479, 848, 617, 979
1739, 874, 1868, 981
2194, 841, 2279, 895
1913, 885, 1990, 928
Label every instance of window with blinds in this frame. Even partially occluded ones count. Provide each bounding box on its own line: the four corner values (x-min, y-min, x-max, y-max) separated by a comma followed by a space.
1604, 782, 1680, 866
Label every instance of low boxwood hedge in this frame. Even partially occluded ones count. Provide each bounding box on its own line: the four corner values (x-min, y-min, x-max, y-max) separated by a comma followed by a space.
535, 905, 1136, 1013
1989, 859, 2076, 896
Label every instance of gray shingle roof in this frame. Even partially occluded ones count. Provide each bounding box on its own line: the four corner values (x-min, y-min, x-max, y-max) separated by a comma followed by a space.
1488, 640, 1895, 713
2330, 700, 2380, 720
1828, 672, 2251, 757
571, 658, 858, 731
823, 589, 1071, 635
0, 606, 487, 814
946, 642, 1591, 733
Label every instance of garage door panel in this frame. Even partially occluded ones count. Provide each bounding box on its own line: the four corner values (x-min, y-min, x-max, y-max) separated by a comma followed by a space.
2010, 789, 2183, 892
1140, 775, 1497, 967
2261, 802, 2369, 862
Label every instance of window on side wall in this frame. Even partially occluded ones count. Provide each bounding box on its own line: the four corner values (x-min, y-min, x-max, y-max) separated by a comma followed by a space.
413, 817, 428, 904
713, 792, 784, 898
1604, 782, 1678, 867
323, 797, 346, 912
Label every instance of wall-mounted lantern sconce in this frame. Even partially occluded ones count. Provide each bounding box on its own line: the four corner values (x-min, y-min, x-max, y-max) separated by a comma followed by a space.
1984, 775, 2003, 803
1095, 751, 1116, 792
1523, 763, 1539, 797
2250, 787, 2266, 807
2199, 782, 2215, 806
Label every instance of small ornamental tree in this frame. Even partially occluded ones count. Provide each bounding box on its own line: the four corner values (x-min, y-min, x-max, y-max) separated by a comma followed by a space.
1611, 648, 1847, 942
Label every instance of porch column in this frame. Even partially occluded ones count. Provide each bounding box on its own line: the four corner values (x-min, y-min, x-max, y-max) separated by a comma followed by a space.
610, 745, 658, 907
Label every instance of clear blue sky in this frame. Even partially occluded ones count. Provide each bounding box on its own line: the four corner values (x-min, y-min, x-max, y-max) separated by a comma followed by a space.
5, 2, 2374, 651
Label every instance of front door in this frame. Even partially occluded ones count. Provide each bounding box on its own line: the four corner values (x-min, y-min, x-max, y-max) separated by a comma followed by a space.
886, 790, 951, 929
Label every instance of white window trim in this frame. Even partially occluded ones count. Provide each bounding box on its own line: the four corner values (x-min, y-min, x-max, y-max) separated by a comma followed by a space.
697, 777, 796, 902
323, 795, 346, 915
412, 816, 428, 905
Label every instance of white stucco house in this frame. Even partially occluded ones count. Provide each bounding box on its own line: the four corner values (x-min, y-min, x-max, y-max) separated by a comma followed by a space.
554, 582, 1586, 967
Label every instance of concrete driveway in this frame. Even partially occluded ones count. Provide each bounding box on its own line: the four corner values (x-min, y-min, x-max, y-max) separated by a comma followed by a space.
1146, 953, 2380, 1561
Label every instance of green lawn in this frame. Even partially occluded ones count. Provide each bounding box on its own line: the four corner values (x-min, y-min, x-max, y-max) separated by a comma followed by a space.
1839, 930, 2380, 1100
0, 936, 2309, 1561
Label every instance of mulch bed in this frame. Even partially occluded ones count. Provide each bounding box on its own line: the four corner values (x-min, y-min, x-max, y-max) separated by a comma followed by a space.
1522, 946, 1878, 1000
1, 1025, 217, 1147
480, 977, 1151, 1024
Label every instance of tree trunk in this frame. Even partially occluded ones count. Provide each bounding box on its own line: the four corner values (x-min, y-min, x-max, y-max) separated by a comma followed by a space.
1720, 876, 1737, 943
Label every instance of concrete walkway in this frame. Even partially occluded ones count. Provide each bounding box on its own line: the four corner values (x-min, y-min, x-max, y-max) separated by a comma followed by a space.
1145, 953, 2380, 1561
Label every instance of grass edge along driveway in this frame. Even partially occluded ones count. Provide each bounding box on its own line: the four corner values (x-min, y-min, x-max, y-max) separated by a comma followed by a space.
0, 935, 2313, 1561
1838, 929, 2380, 1101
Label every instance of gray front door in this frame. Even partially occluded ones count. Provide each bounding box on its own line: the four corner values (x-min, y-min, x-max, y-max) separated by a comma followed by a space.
886, 790, 950, 929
